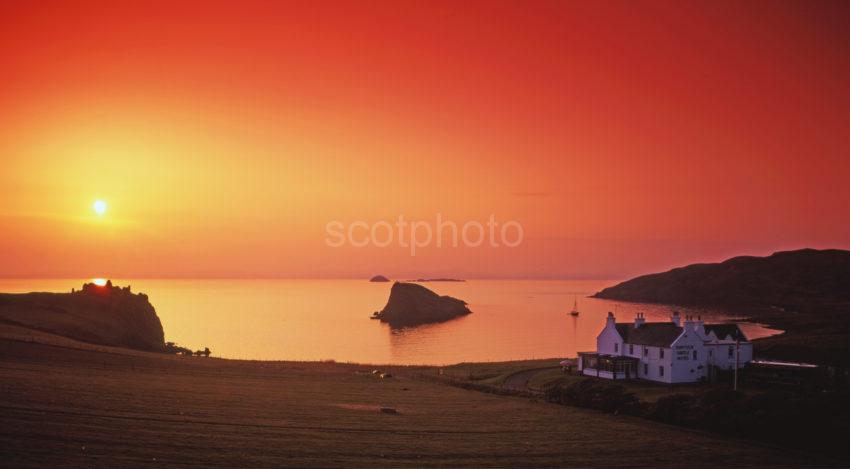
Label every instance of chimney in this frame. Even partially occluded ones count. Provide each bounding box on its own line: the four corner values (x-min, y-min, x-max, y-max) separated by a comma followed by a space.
694, 314, 706, 337
671, 311, 681, 327
684, 314, 696, 333
606, 311, 616, 327
634, 312, 645, 328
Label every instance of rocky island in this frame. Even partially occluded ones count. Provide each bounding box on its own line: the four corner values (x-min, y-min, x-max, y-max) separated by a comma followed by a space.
372, 282, 471, 327
0, 280, 165, 352
369, 275, 390, 282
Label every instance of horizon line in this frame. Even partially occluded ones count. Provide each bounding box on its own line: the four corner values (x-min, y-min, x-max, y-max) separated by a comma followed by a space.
0, 275, 623, 282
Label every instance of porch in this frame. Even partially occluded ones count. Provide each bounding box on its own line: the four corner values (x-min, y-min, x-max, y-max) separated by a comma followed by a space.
578, 353, 639, 380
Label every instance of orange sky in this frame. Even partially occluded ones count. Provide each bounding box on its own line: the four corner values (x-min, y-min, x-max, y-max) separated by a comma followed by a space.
2, 1, 850, 279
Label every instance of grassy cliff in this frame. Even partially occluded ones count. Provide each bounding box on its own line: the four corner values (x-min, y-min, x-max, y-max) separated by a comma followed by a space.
0, 282, 164, 352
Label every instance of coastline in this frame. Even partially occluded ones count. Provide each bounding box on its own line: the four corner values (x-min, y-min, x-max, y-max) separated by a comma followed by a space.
0, 278, 783, 364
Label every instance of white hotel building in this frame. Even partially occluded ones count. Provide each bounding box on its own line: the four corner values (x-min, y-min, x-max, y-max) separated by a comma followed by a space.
577, 311, 753, 384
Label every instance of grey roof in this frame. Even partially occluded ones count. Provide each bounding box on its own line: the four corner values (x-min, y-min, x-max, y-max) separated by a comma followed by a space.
615, 322, 683, 347
704, 324, 748, 341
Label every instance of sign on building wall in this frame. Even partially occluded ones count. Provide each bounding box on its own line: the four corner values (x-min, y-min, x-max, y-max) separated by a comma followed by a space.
675, 345, 693, 360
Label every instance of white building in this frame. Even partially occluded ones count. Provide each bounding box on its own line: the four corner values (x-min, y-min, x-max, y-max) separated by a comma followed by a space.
577, 312, 753, 384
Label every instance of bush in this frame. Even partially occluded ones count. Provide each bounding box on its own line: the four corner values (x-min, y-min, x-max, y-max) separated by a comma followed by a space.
546, 379, 642, 415
700, 387, 744, 407
163, 341, 193, 356
646, 394, 701, 427
698, 388, 745, 433
545, 377, 850, 461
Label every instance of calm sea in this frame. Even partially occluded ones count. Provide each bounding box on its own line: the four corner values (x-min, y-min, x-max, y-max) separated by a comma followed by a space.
0, 279, 780, 365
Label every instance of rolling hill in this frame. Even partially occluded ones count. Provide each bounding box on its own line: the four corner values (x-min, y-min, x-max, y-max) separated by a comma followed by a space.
593, 249, 850, 364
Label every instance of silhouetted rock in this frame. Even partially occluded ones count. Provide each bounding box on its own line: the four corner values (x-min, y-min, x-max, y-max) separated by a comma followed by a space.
369, 275, 390, 282
0, 281, 165, 352
373, 282, 471, 327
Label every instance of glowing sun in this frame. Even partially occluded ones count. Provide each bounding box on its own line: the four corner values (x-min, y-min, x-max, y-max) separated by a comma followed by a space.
92, 199, 107, 215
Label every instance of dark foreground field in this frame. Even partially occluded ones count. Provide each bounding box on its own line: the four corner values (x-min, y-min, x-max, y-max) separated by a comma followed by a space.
0, 326, 835, 467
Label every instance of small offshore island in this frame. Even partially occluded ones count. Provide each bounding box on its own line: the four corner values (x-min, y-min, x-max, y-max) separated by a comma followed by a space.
372, 282, 471, 327
370, 275, 466, 283
406, 278, 466, 282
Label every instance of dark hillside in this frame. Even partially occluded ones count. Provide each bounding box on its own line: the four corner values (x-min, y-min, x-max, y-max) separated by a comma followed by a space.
594, 249, 850, 364
0, 282, 164, 352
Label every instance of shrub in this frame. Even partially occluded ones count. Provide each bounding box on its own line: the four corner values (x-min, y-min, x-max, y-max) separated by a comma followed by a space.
546, 379, 641, 415
543, 375, 850, 461
646, 394, 701, 427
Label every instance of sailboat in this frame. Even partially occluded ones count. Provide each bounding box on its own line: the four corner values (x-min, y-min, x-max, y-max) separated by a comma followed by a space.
569, 295, 580, 316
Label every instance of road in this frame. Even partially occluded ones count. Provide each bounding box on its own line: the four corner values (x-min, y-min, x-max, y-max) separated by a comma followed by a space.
501, 367, 560, 393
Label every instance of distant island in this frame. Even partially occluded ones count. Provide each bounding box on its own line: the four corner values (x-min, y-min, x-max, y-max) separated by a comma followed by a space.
406, 278, 466, 282
369, 275, 390, 282
593, 248, 850, 365
372, 282, 471, 327
0, 280, 165, 352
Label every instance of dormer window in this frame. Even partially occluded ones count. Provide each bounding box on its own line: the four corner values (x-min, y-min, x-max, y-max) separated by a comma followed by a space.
629, 344, 634, 355
614, 343, 619, 353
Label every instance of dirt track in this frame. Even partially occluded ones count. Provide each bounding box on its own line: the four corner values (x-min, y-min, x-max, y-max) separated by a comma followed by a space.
501, 367, 559, 392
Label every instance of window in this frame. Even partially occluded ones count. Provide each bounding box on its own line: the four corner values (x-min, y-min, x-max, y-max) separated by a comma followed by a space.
728, 346, 734, 358
660, 348, 665, 359
629, 344, 634, 355
643, 363, 648, 375
659, 366, 664, 377
643, 347, 648, 357
709, 349, 713, 358
693, 350, 698, 360
614, 343, 619, 353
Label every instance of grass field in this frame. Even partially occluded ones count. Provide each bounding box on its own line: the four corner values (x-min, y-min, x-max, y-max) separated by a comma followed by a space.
0, 326, 837, 467
440, 359, 712, 402
439, 358, 565, 386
